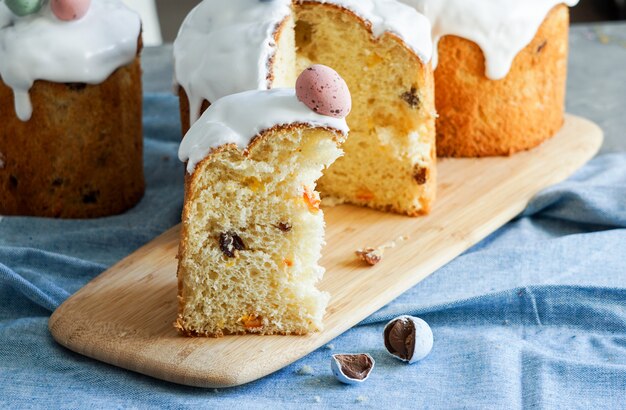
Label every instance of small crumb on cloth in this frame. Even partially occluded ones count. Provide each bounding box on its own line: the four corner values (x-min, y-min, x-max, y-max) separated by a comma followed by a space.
296, 365, 315, 376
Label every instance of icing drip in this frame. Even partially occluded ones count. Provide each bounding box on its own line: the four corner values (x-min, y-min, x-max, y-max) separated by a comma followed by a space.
178, 88, 349, 174
174, 0, 432, 126
174, 0, 293, 125
401, 0, 579, 80
0, 0, 141, 121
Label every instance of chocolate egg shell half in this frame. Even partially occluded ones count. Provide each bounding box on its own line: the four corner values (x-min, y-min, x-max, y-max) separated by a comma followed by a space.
331, 353, 375, 385
383, 315, 433, 364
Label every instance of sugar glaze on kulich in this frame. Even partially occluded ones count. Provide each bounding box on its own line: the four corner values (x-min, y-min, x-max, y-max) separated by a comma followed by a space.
173, 0, 432, 125
179, 88, 349, 174
402, 0, 579, 79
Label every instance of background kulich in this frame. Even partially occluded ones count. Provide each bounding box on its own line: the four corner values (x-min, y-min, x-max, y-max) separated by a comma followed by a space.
0, 56, 144, 218
434, 5, 570, 157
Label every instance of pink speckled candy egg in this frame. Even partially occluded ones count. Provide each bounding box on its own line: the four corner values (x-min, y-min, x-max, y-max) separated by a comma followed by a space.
296, 65, 351, 119
51, 0, 91, 21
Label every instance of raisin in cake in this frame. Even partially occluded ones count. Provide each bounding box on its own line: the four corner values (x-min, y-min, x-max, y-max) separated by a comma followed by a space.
174, 0, 436, 217
402, 0, 579, 157
0, 0, 144, 218
175, 68, 350, 337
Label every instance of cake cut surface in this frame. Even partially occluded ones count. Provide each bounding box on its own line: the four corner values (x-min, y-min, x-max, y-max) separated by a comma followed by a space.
176, 87, 349, 337
295, 2, 436, 215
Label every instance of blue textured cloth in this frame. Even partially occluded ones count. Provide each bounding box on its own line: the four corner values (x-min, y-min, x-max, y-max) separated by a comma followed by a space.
1, 94, 625, 409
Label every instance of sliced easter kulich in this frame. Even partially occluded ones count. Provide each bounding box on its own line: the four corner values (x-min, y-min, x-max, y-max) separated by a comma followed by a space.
175, 68, 351, 337
174, 0, 437, 217
0, 0, 144, 218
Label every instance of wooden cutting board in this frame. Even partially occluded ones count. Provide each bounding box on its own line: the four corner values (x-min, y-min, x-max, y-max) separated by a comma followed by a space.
49, 115, 603, 388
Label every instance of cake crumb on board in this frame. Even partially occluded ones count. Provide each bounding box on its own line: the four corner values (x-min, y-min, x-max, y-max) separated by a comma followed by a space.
355, 235, 410, 266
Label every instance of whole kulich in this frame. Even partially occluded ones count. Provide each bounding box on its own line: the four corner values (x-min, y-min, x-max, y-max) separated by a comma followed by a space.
0, 0, 144, 218
401, 0, 580, 157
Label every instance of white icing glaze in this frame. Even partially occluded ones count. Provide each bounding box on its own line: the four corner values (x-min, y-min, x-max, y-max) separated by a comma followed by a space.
174, 0, 432, 125
306, 0, 432, 62
0, 0, 141, 121
174, 0, 292, 126
179, 88, 349, 174
401, 0, 579, 79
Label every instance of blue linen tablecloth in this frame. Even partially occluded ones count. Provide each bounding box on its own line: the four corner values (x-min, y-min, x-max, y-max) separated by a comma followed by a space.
1, 94, 625, 409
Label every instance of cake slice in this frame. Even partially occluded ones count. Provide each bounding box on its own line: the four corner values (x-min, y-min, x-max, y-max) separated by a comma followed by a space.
294, 0, 436, 215
176, 69, 350, 337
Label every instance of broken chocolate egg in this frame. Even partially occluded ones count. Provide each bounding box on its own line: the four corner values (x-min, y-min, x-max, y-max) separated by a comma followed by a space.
330, 353, 374, 385
383, 316, 433, 364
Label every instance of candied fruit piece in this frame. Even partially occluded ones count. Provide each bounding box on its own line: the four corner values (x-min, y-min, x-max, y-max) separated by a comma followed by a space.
219, 231, 245, 258
303, 187, 321, 214
356, 189, 375, 201
401, 87, 420, 109
275, 222, 292, 232
413, 166, 428, 185
241, 314, 263, 329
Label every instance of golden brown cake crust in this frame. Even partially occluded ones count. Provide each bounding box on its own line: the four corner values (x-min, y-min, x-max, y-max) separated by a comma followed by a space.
0, 57, 145, 218
434, 5, 569, 157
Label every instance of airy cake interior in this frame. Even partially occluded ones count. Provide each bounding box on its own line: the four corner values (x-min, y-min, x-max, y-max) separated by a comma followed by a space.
269, 3, 436, 216
177, 126, 344, 336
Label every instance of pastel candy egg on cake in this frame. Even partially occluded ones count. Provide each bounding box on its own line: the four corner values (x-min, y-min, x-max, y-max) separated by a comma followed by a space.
5, 0, 44, 16
51, 0, 92, 21
296, 64, 351, 119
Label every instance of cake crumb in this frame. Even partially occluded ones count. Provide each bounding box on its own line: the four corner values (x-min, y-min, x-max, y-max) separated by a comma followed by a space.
356, 396, 368, 403
213, 389, 219, 393
355, 235, 410, 266
296, 365, 315, 376
325, 343, 335, 351
313, 396, 321, 403
355, 248, 383, 266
